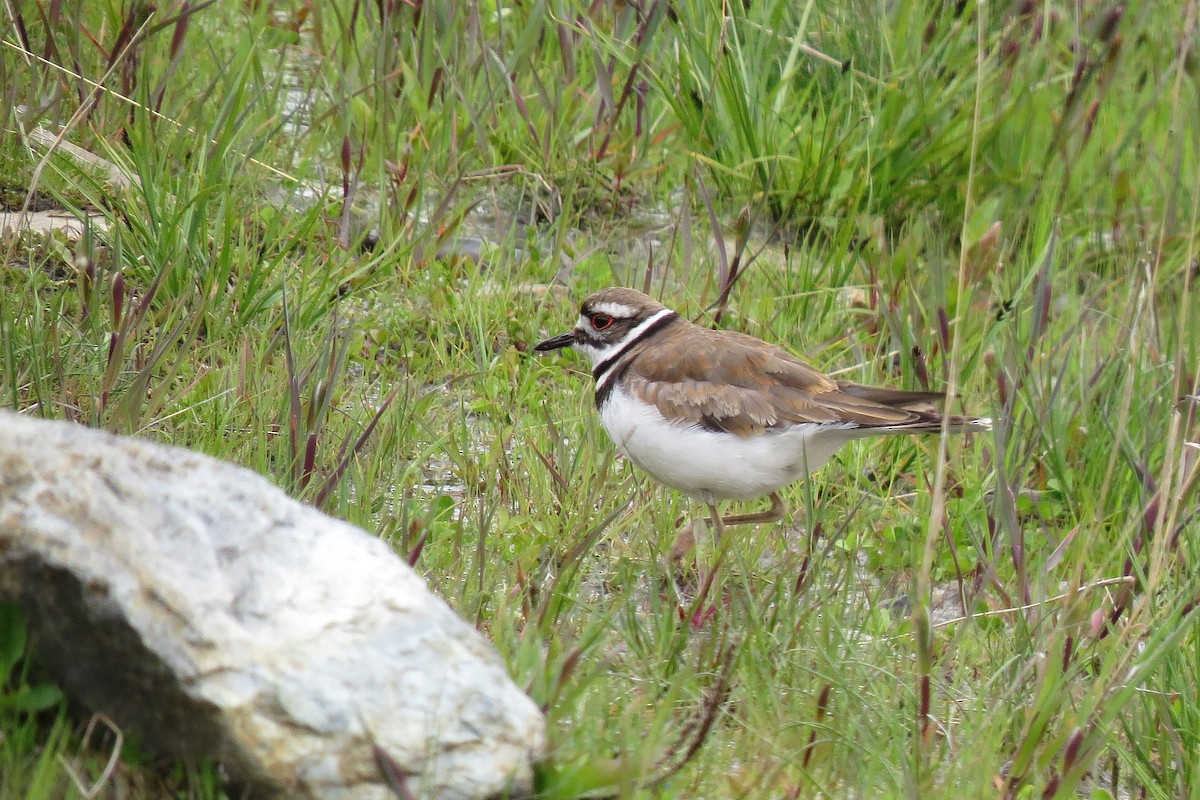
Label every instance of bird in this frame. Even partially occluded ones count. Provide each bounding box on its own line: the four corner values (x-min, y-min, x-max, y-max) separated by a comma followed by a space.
534, 287, 991, 534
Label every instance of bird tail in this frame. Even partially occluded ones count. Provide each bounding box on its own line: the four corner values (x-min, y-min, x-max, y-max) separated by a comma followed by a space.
875, 414, 992, 435
836, 382, 947, 410
835, 382, 992, 433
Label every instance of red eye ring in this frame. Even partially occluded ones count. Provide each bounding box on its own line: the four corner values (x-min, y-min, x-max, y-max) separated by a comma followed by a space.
591, 313, 614, 330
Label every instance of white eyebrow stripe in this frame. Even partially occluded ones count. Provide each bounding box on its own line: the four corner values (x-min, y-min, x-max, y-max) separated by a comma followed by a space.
590, 302, 639, 319
593, 307, 678, 392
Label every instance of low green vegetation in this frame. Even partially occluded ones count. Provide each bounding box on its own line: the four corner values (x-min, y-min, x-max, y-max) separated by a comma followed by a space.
2, 0, 1197, 798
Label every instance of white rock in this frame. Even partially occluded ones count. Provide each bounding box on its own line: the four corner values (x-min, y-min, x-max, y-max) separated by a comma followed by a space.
0, 411, 544, 799
0, 209, 110, 238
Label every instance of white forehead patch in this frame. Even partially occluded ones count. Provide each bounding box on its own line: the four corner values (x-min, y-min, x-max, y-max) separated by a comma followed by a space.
590, 302, 638, 319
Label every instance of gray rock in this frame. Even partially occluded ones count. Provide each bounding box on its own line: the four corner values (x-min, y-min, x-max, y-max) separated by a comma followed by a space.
0, 411, 544, 799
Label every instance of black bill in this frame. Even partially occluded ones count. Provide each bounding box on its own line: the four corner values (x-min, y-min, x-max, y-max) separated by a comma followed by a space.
534, 331, 577, 351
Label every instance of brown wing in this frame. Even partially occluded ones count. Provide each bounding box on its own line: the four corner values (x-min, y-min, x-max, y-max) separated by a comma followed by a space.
624, 327, 949, 438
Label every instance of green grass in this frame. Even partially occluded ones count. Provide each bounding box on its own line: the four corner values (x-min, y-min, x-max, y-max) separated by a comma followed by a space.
3, 0, 1199, 798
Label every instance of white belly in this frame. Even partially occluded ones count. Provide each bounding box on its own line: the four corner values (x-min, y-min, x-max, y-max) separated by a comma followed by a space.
598, 385, 858, 501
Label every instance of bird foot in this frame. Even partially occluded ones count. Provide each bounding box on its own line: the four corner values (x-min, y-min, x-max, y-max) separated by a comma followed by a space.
719, 492, 787, 526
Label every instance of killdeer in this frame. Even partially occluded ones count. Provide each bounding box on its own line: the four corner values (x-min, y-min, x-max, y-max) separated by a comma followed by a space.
535, 287, 991, 532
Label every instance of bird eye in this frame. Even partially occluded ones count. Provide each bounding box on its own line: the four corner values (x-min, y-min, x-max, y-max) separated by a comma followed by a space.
591, 313, 614, 330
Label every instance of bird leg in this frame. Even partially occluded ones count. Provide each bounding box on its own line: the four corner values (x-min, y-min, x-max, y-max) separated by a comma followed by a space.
667, 496, 723, 564
666, 492, 784, 564
719, 491, 786, 527
667, 522, 697, 564
706, 499, 726, 538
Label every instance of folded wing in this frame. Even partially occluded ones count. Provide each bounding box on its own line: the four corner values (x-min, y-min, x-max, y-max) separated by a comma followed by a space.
625, 329, 961, 437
